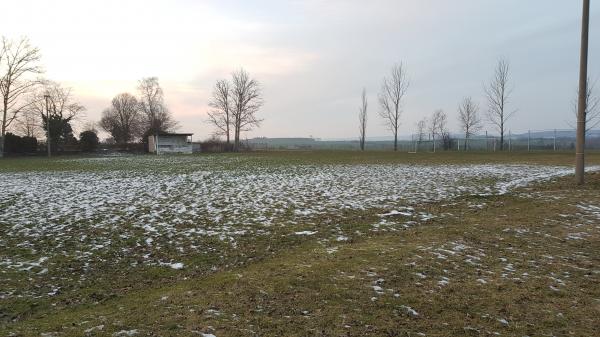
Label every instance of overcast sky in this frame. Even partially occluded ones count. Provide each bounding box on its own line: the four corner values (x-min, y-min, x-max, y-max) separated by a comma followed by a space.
1, 0, 599, 140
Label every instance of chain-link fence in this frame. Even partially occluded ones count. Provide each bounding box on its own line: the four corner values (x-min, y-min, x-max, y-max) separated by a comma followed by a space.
408, 129, 600, 152
246, 129, 600, 152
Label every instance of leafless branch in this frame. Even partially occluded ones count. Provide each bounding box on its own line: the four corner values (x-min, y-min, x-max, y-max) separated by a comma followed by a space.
569, 77, 600, 132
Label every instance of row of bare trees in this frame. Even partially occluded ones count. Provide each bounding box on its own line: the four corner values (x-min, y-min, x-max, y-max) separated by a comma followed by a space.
357, 59, 515, 151
207, 69, 263, 151
100, 77, 177, 144
359, 57, 599, 151
0, 37, 90, 155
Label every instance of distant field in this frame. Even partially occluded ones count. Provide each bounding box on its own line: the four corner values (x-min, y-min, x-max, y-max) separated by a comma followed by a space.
1, 151, 599, 336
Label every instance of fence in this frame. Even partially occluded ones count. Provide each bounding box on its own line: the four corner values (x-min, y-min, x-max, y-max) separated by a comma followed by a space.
409, 129, 600, 152
246, 129, 600, 152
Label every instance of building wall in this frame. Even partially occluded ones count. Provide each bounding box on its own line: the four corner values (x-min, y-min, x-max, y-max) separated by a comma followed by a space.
156, 135, 192, 154
148, 135, 156, 153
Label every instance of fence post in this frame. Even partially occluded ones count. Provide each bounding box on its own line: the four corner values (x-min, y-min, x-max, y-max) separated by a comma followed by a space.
554, 129, 557, 151
528, 130, 531, 152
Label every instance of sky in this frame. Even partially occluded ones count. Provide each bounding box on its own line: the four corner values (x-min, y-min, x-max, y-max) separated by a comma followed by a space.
1, 0, 599, 140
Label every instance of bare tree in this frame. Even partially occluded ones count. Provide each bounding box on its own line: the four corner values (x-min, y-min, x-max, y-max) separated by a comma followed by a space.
231, 69, 263, 151
0, 37, 43, 156
21, 81, 85, 151
41, 82, 85, 149
100, 93, 142, 144
378, 63, 409, 151
14, 108, 41, 138
207, 79, 233, 145
137, 77, 177, 136
358, 88, 368, 151
484, 58, 515, 151
458, 96, 482, 150
27, 81, 85, 121
416, 118, 427, 142
429, 109, 447, 153
570, 77, 600, 133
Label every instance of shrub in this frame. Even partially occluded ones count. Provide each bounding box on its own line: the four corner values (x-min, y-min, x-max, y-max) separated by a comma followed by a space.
3, 133, 38, 154
79, 130, 99, 152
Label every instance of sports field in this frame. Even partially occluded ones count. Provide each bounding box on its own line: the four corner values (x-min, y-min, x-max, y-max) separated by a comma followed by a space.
1, 151, 599, 336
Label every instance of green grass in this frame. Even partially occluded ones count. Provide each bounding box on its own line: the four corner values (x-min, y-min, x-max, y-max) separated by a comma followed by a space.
1, 151, 599, 336
1, 150, 599, 173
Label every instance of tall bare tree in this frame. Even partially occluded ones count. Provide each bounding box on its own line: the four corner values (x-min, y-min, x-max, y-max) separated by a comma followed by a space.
0, 37, 43, 156
137, 77, 177, 136
379, 63, 409, 151
570, 77, 600, 133
25, 81, 84, 147
207, 79, 233, 144
358, 88, 368, 151
100, 93, 142, 144
231, 69, 263, 151
484, 58, 515, 151
458, 96, 482, 150
429, 109, 447, 153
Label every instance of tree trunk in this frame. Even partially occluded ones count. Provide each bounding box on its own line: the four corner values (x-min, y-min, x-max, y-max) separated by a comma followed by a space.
234, 125, 240, 152
393, 130, 398, 151
1, 100, 7, 158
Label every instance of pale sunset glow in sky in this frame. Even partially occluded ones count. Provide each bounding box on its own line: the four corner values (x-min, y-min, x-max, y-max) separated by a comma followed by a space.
1, 1, 599, 140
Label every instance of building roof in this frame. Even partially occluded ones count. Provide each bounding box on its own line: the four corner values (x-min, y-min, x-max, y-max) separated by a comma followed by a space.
155, 132, 194, 136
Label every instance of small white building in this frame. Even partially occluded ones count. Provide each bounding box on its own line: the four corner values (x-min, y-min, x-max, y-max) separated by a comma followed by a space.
148, 133, 193, 154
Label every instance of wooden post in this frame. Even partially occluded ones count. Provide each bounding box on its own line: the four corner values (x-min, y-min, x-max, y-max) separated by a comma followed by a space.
528, 130, 531, 152
575, 0, 590, 185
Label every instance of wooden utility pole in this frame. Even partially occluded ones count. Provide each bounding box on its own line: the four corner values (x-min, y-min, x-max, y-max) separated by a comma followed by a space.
575, 0, 590, 185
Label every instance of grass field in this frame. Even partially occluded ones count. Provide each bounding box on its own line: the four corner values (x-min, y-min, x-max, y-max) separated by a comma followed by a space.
1, 151, 599, 336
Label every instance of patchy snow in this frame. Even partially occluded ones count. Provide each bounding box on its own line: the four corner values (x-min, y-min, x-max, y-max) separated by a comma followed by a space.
400, 305, 419, 317
1, 158, 593, 300
84, 325, 104, 333
158, 262, 184, 270
294, 231, 317, 236
113, 330, 139, 336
